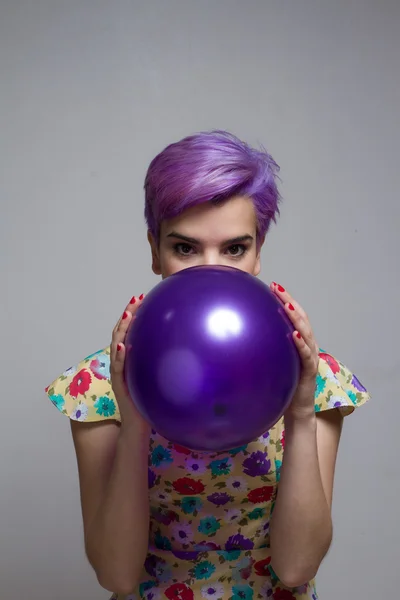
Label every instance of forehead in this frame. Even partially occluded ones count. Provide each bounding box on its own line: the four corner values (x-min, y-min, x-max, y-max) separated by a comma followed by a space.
160, 196, 256, 240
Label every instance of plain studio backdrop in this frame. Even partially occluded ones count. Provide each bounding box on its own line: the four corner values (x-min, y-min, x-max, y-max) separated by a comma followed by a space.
1, 1, 399, 598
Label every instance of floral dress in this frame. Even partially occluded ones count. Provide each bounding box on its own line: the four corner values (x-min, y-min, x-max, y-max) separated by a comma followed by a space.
46, 348, 370, 600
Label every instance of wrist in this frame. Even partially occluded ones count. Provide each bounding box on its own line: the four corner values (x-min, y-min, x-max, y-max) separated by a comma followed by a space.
284, 409, 317, 430
120, 413, 151, 443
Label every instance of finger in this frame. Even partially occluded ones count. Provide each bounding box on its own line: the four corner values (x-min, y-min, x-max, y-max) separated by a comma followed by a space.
286, 304, 320, 362
293, 331, 319, 375
110, 342, 129, 399
283, 302, 314, 345
111, 317, 133, 393
272, 283, 319, 361
112, 293, 145, 335
113, 309, 132, 339
112, 341, 126, 375
271, 282, 308, 321
111, 311, 133, 365
113, 309, 129, 336
128, 294, 146, 315
110, 295, 145, 401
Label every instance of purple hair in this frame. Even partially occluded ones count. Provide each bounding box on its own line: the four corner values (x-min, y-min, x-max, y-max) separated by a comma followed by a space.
144, 130, 281, 244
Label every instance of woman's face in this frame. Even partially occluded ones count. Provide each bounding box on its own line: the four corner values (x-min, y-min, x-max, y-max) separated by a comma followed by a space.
148, 196, 263, 279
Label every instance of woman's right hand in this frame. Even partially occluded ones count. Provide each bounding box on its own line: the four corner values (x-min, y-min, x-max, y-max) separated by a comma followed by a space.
110, 295, 149, 432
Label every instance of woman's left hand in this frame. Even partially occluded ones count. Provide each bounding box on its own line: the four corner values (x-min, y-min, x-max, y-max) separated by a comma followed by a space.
271, 282, 320, 419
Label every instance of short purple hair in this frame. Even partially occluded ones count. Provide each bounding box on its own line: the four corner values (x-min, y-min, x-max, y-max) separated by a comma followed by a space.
144, 130, 281, 244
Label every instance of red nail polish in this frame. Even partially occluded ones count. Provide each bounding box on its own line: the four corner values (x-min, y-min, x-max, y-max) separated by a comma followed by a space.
117, 343, 122, 351
277, 284, 285, 293
122, 311, 128, 320
288, 303, 295, 311
129, 296, 136, 305
139, 293, 145, 300
296, 332, 302, 339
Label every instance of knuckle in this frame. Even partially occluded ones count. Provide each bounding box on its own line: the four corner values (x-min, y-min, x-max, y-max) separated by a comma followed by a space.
111, 363, 122, 378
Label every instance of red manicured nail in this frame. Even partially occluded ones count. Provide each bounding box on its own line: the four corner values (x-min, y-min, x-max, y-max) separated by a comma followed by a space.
288, 303, 295, 311
122, 311, 128, 320
139, 293, 145, 300
276, 284, 285, 293
296, 332, 302, 339
117, 343, 122, 351
129, 296, 136, 305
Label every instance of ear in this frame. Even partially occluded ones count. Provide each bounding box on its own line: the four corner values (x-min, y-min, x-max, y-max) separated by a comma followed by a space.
147, 230, 161, 275
253, 235, 265, 277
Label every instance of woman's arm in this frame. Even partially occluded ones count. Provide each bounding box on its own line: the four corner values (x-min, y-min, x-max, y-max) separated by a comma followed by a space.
269, 408, 343, 587
71, 295, 150, 595
71, 418, 150, 595
267, 283, 344, 588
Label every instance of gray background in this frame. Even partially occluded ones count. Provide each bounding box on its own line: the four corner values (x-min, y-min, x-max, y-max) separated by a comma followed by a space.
1, 1, 399, 598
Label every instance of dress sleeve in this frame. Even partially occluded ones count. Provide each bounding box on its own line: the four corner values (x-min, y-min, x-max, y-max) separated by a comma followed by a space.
46, 347, 369, 422
45, 346, 121, 423
315, 350, 371, 416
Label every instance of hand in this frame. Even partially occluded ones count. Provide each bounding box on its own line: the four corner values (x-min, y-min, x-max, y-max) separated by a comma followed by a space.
271, 282, 319, 419
110, 294, 150, 431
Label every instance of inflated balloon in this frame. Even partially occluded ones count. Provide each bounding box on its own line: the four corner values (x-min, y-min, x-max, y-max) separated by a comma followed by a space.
125, 265, 300, 451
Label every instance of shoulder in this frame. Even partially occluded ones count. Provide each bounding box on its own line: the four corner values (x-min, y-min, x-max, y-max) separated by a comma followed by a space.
315, 349, 370, 416
45, 347, 121, 423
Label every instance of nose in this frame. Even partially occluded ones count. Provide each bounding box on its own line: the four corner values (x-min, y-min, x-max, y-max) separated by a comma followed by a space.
201, 251, 221, 267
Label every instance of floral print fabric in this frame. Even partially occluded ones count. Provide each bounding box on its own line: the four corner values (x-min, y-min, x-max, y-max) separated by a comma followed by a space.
46, 348, 370, 600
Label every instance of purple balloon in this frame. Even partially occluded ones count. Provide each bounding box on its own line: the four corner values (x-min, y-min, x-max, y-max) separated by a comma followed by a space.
125, 266, 300, 451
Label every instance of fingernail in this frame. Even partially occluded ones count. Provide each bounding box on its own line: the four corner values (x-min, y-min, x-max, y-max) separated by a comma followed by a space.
276, 284, 285, 293
117, 343, 122, 351
122, 311, 129, 320
129, 296, 136, 305
288, 303, 295, 311
296, 332, 302, 339
139, 293, 145, 300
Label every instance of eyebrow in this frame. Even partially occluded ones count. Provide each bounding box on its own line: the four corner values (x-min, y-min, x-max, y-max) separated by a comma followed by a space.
166, 232, 254, 245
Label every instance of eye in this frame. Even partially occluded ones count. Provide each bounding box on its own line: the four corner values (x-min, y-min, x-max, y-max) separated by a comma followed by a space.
174, 243, 195, 256
226, 244, 247, 257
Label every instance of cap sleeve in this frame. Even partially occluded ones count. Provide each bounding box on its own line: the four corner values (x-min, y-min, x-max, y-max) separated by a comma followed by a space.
315, 350, 370, 416
45, 347, 121, 423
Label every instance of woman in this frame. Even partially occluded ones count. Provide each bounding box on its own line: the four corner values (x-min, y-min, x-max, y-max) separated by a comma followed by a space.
46, 130, 370, 600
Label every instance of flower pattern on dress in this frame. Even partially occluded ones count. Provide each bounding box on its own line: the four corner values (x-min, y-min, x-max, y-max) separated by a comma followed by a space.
46, 347, 370, 600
